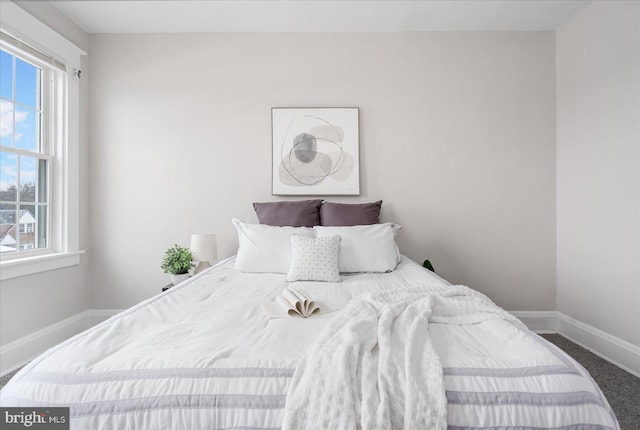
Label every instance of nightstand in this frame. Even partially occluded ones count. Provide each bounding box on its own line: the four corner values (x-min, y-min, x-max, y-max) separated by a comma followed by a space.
162, 283, 174, 292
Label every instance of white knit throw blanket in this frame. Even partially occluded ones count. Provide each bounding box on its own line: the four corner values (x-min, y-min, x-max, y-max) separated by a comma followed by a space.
282, 285, 523, 430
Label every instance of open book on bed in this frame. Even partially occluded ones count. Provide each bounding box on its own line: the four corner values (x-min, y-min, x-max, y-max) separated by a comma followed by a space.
262, 288, 320, 319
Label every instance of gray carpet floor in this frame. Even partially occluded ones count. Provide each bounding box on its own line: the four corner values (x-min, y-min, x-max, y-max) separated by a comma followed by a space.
541, 334, 640, 430
0, 367, 22, 389
1, 334, 638, 428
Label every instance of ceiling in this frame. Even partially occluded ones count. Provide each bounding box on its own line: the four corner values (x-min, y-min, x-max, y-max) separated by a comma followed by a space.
48, 0, 591, 34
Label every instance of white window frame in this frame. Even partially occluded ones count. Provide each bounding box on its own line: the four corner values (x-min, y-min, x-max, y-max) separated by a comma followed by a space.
1, 44, 52, 256
0, 2, 85, 281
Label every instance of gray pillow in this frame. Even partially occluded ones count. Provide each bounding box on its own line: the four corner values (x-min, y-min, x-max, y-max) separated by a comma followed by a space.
320, 201, 383, 226
253, 200, 322, 227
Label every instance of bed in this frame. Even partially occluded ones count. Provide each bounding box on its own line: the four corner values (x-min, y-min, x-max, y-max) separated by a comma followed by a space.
0, 219, 619, 430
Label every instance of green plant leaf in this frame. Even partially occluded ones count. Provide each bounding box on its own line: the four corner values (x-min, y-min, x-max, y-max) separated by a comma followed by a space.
161, 244, 195, 274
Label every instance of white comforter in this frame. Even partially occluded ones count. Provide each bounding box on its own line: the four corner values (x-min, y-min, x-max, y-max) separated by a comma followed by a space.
283, 285, 523, 430
0, 257, 619, 430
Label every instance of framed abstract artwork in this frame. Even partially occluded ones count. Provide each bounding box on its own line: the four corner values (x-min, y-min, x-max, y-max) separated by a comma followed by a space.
272, 107, 360, 196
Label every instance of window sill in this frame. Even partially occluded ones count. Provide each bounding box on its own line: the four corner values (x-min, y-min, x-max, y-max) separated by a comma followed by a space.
0, 250, 85, 281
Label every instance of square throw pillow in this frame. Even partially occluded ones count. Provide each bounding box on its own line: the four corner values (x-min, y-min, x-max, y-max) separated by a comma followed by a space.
314, 223, 400, 273
286, 235, 342, 283
320, 201, 382, 226
253, 200, 323, 227
233, 218, 315, 273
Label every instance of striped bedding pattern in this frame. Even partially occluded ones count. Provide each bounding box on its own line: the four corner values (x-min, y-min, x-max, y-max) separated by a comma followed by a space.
0, 257, 619, 429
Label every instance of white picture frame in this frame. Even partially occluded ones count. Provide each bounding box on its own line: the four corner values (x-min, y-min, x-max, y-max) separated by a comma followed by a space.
272, 107, 360, 196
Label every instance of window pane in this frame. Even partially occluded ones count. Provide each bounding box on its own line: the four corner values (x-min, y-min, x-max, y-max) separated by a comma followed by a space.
0, 203, 17, 253
0, 99, 13, 147
36, 204, 47, 249
14, 106, 39, 152
0, 151, 18, 202
18, 204, 36, 250
20, 156, 37, 202
15, 58, 40, 109
37, 159, 47, 203
0, 50, 12, 100
1, 47, 52, 255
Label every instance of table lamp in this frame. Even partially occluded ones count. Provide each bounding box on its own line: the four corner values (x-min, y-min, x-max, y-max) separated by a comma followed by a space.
190, 234, 218, 274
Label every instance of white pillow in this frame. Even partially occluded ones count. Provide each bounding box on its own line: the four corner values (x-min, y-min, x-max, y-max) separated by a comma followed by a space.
233, 218, 315, 273
286, 235, 341, 283
314, 223, 401, 273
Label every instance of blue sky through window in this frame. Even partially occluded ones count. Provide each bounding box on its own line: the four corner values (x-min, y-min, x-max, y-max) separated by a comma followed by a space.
0, 100, 13, 147
0, 151, 17, 193
14, 105, 38, 152
0, 50, 12, 100
15, 57, 39, 109
1, 49, 40, 192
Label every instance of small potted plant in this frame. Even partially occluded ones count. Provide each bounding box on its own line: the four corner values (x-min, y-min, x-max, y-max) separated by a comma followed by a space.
161, 244, 195, 285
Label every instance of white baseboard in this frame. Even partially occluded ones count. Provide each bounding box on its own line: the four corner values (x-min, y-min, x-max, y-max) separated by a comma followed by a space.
510, 310, 640, 378
84, 308, 121, 328
2, 309, 639, 378
510, 311, 558, 333
555, 312, 640, 378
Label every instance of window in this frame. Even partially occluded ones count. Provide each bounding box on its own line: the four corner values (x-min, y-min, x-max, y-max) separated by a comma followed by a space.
0, 3, 84, 280
0, 47, 50, 255
19, 222, 35, 234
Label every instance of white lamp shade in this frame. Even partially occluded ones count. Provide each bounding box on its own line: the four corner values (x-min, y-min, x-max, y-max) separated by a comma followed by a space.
190, 234, 218, 264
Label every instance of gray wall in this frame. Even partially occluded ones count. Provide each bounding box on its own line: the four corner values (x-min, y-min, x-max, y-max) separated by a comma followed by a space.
89, 31, 556, 311
556, 1, 640, 346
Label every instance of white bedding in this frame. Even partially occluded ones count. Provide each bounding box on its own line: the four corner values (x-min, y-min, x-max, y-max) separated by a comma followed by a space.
282, 285, 525, 430
0, 256, 619, 430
